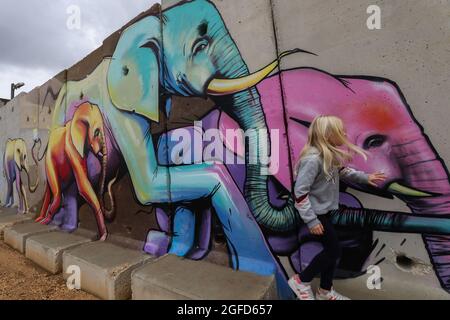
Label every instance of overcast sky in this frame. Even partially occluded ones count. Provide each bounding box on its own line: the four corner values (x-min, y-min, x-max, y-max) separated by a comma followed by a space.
0, 0, 159, 99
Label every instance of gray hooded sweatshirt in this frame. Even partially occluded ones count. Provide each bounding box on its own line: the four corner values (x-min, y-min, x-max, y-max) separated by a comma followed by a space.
293, 147, 369, 229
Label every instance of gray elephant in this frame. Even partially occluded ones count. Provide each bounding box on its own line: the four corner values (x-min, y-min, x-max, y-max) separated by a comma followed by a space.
3, 138, 39, 213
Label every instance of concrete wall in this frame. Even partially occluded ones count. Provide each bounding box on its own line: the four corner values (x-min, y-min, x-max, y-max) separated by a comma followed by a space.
0, 99, 9, 107
1, 0, 450, 298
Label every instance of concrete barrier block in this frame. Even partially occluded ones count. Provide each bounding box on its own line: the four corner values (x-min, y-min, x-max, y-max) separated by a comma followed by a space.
131, 254, 277, 300
0, 207, 17, 215
62, 241, 154, 300
4, 222, 57, 253
0, 213, 33, 240
26, 231, 93, 274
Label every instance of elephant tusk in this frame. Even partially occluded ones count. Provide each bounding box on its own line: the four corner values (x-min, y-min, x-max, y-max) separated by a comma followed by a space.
387, 182, 433, 197
207, 49, 309, 96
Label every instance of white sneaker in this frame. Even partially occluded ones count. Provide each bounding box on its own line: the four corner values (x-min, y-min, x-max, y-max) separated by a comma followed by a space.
316, 288, 350, 300
288, 275, 315, 300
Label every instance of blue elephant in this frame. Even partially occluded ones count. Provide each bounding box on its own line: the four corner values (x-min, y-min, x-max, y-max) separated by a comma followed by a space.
51, 0, 298, 298
49, 0, 450, 299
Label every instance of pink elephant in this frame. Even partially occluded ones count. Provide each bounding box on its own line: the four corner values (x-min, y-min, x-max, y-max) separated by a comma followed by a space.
216, 67, 450, 289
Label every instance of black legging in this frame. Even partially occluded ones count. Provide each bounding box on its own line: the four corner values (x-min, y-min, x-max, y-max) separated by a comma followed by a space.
299, 213, 341, 291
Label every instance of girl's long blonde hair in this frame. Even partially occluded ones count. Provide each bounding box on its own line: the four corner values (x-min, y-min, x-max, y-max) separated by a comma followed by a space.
295, 115, 367, 177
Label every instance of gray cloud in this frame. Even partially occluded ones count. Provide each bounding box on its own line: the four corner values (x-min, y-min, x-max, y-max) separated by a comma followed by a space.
0, 0, 159, 98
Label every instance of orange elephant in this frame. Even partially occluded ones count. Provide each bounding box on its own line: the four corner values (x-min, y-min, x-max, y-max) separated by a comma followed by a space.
35, 102, 113, 241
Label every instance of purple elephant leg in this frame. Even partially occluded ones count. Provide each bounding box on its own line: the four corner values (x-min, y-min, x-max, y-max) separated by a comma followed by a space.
296, 242, 325, 274
290, 248, 302, 274
144, 231, 171, 257
49, 202, 65, 228
61, 183, 79, 232
156, 207, 170, 232
5, 161, 15, 207
14, 166, 24, 213
5, 179, 14, 207
50, 183, 77, 231
187, 208, 212, 260
296, 225, 325, 274
143, 208, 171, 256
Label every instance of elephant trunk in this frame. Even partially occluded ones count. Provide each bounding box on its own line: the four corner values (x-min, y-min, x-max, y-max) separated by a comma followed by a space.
98, 134, 116, 222
215, 88, 301, 232
330, 207, 450, 234
393, 136, 450, 214
393, 134, 450, 292
27, 140, 41, 193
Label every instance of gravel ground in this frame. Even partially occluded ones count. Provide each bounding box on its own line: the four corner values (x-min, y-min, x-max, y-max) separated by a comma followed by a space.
0, 241, 96, 300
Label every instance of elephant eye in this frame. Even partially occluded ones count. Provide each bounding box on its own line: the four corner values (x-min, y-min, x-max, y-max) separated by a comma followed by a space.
363, 134, 387, 149
192, 38, 209, 56
94, 128, 100, 137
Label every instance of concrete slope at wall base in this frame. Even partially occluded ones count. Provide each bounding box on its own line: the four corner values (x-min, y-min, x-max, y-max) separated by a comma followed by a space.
0, 212, 33, 240
72, 228, 146, 251
330, 262, 450, 300
62, 241, 154, 300
26, 231, 93, 274
131, 254, 277, 300
0, 207, 19, 216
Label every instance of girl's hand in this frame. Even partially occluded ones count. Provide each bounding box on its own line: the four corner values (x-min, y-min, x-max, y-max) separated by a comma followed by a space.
310, 223, 324, 236
368, 172, 387, 187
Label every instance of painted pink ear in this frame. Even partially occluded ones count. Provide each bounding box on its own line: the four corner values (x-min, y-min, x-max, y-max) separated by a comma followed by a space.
219, 112, 245, 158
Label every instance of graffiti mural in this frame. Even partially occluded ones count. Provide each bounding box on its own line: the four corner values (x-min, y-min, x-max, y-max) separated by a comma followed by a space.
48, 0, 298, 299
3, 138, 39, 213
1, 0, 450, 298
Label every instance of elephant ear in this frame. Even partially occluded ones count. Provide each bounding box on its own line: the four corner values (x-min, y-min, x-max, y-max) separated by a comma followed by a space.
70, 120, 87, 158
107, 15, 161, 123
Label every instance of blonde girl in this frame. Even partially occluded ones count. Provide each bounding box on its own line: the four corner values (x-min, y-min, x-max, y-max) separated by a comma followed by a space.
288, 115, 386, 300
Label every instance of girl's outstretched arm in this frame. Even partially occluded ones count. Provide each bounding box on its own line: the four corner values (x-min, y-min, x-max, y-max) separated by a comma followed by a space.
339, 167, 369, 185
339, 167, 387, 187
